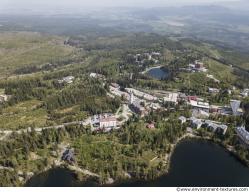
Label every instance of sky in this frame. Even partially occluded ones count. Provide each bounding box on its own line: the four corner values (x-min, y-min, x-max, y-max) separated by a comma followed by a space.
0, 0, 241, 8
0, 0, 242, 14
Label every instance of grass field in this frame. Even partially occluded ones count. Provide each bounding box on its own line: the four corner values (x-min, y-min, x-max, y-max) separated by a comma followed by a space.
0, 100, 48, 130
0, 32, 75, 77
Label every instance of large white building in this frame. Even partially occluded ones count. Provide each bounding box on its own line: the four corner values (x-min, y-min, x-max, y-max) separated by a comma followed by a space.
99, 114, 117, 129
236, 126, 249, 146
163, 93, 179, 104
189, 100, 210, 113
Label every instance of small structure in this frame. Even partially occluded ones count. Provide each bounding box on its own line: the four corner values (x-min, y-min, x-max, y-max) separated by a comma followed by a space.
208, 88, 220, 94
111, 83, 120, 89
206, 74, 220, 83
230, 100, 243, 116
58, 76, 75, 84
0, 94, 9, 103
62, 149, 75, 164
188, 60, 208, 72
192, 109, 210, 119
190, 117, 203, 129
178, 116, 187, 124
241, 89, 249, 97
189, 100, 210, 113
147, 123, 155, 129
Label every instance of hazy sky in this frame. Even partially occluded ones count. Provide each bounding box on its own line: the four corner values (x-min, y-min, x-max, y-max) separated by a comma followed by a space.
0, 0, 240, 9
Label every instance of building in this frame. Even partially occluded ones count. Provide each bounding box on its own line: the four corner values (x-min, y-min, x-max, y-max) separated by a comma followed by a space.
206, 74, 220, 83
189, 100, 210, 113
111, 83, 120, 89
190, 117, 203, 129
58, 76, 75, 84
188, 60, 208, 72
187, 96, 198, 102
230, 100, 243, 116
204, 121, 228, 135
99, 114, 117, 129
241, 89, 249, 97
179, 116, 187, 124
90, 73, 105, 80
147, 123, 155, 129
61, 149, 75, 164
163, 93, 179, 104
208, 88, 220, 94
210, 105, 222, 114
130, 99, 147, 116
192, 109, 210, 119
236, 126, 249, 146
0, 94, 9, 103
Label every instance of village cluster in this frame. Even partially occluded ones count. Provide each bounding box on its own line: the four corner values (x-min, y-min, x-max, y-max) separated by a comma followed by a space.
87, 68, 249, 147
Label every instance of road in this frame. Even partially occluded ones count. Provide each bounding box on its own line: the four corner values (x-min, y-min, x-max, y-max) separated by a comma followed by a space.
0, 118, 92, 141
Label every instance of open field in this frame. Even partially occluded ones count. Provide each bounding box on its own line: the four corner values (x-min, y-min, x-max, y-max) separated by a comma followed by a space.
0, 100, 48, 130
0, 32, 75, 77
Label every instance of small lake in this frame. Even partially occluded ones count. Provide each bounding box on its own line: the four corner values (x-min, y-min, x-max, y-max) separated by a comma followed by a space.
26, 139, 249, 187
147, 67, 169, 80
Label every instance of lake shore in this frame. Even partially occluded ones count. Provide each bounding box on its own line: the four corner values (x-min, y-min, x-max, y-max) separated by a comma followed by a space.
25, 132, 249, 187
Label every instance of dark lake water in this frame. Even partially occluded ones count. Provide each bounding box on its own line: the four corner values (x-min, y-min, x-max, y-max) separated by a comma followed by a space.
147, 67, 169, 80
26, 139, 249, 187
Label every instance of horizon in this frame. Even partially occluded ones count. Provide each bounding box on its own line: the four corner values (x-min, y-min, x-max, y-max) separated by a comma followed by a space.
0, 0, 243, 14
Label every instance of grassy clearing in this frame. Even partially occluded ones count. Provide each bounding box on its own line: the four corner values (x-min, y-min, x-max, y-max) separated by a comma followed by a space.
0, 32, 75, 77
0, 100, 48, 130
204, 58, 236, 83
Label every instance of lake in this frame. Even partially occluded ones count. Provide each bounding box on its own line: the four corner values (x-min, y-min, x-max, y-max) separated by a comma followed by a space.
26, 139, 249, 187
147, 67, 169, 80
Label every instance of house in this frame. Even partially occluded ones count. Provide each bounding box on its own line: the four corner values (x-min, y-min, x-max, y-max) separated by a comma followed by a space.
189, 61, 208, 72
210, 105, 222, 114
179, 116, 187, 124
90, 73, 105, 79
208, 88, 220, 94
241, 89, 249, 97
230, 100, 243, 116
187, 96, 198, 102
62, 149, 75, 164
99, 114, 117, 129
190, 117, 203, 129
130, 99, 147, 116
111, 83, 120, 89
192, 109, 210, 118
0, 94, 9, 103
163, 93, 179, 104
147, 123, 155, 129
189, 100, 210, 113
206, 74, 220, 83
204, 120, 228, 135
58, 76, 75, 84
236, 126, 249, 146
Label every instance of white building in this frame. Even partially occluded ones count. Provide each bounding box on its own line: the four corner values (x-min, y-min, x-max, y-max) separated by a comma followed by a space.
236, 126, 249, 146
179, 116, 187, 124
163, 93, 179, 104
0, 94, 9, 103
189, 100, 210, 113
58, 76, 75, 84
190, 117, 203, 129
241, 89, 249, 97
90, 73, 106, 80
230, 100, 243, 116
99, 114, 117, 129
208, 88, 220, 94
